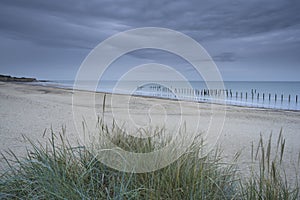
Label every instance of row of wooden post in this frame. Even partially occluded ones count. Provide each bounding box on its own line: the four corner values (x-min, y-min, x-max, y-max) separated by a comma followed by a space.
200, 89, 298, 103
140, 86, 298, 103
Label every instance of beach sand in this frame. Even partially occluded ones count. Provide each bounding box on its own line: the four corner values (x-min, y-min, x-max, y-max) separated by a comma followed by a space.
1, 82, 299, 179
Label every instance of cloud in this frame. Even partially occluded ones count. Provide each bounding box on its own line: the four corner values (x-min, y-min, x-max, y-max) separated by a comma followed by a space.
0, 0, 299, 80
213, 52, 237, 62
1, 0, 300, 49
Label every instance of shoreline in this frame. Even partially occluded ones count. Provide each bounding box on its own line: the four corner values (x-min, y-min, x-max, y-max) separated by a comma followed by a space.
20, 80, 300, 113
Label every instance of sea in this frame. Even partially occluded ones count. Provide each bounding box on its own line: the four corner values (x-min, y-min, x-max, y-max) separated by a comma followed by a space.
31, 80, 300, 111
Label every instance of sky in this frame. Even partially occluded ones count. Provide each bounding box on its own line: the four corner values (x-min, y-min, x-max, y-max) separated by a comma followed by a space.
0, 0, 300, 81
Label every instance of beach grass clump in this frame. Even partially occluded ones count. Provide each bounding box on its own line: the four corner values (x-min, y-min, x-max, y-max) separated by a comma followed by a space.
0, 124, 299, 199
0, 122, 241, 199
242, 130, 299, 200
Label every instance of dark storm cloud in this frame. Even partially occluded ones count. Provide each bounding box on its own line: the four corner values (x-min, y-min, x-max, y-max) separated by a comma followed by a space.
0, 0, 300, 80
0, 0, 132, 49
1, 0, 300, 49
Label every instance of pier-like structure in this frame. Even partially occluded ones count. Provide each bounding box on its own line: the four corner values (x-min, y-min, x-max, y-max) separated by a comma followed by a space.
134, 83, 299, 109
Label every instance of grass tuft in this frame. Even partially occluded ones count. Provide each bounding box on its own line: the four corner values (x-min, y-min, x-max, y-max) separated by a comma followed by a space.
0, 123, 299, 199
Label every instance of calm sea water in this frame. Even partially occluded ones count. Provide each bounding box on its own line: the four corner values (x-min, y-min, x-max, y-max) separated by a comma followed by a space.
34, 80, 300, 111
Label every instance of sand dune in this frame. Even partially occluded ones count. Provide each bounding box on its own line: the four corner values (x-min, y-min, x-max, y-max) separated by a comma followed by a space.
0, 82, 299, 178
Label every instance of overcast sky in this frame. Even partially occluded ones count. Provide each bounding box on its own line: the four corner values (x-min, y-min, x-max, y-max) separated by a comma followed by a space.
0, 0, 299, 81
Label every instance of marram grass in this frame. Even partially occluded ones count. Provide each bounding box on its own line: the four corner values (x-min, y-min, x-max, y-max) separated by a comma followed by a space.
241, 130, 299, 200
0, 124, 299, 199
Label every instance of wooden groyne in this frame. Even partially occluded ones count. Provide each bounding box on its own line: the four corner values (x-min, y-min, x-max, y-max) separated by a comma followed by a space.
136, 85, 299, 104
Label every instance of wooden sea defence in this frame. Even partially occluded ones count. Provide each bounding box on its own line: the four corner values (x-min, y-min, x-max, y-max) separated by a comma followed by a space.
135, 85, 299, 105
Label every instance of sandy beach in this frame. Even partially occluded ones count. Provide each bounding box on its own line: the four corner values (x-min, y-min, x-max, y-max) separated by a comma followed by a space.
1, 82, 299, 177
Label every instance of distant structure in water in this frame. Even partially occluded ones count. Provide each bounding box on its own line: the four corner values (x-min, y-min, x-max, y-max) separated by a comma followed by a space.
134, 83, 177, 99
134, 82, 299, 110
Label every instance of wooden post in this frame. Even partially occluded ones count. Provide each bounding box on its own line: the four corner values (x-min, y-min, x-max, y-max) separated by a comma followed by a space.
263, 93, 265, 101
281, 94, 283, 102
296, 95, 298, 103
269, 93, 271, 101
275, 94, 277, 101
